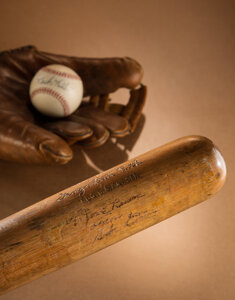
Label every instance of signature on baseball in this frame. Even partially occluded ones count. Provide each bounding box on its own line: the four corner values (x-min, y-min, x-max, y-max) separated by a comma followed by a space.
37, 75, 69, 90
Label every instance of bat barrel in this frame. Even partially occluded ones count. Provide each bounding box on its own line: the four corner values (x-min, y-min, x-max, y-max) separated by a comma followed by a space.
0, 135, 226, 294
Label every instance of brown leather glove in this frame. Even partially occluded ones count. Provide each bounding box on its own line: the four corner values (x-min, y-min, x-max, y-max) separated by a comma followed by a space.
0, 45, 146, 164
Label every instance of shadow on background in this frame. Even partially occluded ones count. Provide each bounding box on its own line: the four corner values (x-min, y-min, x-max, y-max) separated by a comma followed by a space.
84, 114, 146, 170
0, 114, 145, 219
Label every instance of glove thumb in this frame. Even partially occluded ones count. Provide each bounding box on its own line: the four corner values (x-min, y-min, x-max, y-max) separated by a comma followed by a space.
0, 112, 73, 164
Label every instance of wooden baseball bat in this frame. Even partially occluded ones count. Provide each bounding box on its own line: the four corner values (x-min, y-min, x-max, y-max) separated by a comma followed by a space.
0, 135, 226, 294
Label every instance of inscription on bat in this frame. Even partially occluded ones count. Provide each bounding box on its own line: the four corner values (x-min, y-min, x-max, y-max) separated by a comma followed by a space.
94, 224, 117, 241
80, 173, 140, 203
67, 193, 145, 226
90, 215, 122, 230
56, 159, 142, 203
72, 192, 158, 242
126, 209, 158, 227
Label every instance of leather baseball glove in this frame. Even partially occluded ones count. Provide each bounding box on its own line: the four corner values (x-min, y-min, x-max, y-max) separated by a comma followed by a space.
0, 45, 146, 164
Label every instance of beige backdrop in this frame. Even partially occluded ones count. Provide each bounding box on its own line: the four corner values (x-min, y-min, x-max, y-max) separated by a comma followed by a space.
0, 0, 234, 299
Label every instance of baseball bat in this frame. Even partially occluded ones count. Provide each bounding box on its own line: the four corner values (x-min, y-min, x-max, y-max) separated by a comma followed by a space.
0, 135, 226, 294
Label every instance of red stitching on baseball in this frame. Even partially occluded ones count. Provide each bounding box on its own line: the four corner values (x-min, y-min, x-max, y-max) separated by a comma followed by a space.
42, 67, 81, 80
31, 87, 70, 116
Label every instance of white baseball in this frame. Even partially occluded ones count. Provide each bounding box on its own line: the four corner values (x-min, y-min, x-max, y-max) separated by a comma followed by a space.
29, 64, 83, 117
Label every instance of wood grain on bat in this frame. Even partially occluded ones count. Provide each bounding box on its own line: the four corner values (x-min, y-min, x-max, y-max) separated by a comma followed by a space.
0, 135, 226, 294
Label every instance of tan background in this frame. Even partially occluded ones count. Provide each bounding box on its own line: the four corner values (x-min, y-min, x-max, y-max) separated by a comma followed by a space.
0, 0, 234, 299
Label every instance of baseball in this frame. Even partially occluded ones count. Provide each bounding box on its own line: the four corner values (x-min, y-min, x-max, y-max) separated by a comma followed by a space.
29, 64, 83, 117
